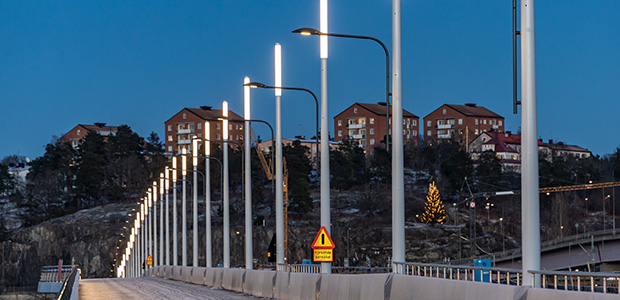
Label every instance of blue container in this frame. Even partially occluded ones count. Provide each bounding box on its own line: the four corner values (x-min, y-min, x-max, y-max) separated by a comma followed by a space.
474, 259, 491, 282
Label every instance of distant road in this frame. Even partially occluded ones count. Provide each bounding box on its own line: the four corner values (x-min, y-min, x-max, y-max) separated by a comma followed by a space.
79, 277, 263, 300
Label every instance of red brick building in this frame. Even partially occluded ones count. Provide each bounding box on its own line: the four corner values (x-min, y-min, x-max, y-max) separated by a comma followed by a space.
164, 107, 244, 154
423, 103, 504, 144
333, 102, 419, 154
60, 123, 119, 149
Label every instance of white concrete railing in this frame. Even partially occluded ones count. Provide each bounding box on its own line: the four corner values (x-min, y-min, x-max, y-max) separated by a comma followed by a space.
393, 261, 522, 286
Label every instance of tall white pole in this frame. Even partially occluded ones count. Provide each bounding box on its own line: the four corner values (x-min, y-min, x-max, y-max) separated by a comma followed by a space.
153, 181, 158, 266
172, 157, 178, 266
182, 148, 188, 266
192, 139, 199, 267
244, 76, 253, 269
159, 174, 164, 266
391, 0, 405, 264
223, 100, 230, 268
274, 43, 285, 266
205, 122, 212, 267
165, 167, 170, 265
141, 202, 145, 274
521, 0, 540, 287
147, 190, 152, 269
319, 0, 331, 274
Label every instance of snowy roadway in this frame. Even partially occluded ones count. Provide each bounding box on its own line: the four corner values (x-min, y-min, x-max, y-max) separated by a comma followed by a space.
79, 277, 267, 300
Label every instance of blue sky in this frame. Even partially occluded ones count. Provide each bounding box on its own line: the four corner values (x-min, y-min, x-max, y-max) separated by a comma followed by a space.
1, 0, 619, 160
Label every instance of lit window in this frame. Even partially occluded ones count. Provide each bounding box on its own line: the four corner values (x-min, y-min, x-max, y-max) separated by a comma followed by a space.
239, 135, 243, 140
370, 118, 374, 124
240, 125, 243, 130
475, 129, 479, 134
338, 120, 342, 126
168, 135, 173, 141
77, 129, 81, 136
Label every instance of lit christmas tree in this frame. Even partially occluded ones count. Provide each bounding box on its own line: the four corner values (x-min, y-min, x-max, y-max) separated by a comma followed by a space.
422, 181, 446, 224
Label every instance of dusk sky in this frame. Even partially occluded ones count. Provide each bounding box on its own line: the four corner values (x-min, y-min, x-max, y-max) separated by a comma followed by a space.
1, 1, 619, 160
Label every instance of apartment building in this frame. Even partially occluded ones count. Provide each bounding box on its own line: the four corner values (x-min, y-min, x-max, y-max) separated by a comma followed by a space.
60, 123, 119, 149
333, 102, 419, 154
423, 103, 504, 144
164, 107, 244, 154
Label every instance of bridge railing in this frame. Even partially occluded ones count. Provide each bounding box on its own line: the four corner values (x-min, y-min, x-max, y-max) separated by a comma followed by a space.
393, 261, 522, 286
530, 270, 620, 294
277, 263, 321, 273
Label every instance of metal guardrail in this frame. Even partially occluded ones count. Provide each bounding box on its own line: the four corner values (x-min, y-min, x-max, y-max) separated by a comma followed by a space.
530, 270, 620, 294
393, 261, 523, 286
55, 267, 80, 300
277, 263, 321, 273
39, 265, 75, 283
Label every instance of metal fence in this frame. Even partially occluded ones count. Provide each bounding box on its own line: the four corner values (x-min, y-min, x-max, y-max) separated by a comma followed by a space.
278, 263, 321, 273
530, 270, 620, 294
39, 265, 75, 283
393, 261, 523, 286
56, 267, 80, 300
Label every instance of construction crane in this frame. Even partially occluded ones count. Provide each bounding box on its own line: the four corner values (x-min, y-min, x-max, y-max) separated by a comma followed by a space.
539, 181, 620, 194
251, 130, 289, 262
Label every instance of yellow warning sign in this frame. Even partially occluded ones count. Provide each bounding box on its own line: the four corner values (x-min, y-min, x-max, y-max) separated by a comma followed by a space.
311, 226, 335, 250
147, 255, 153, 266
313, 249, 333, 262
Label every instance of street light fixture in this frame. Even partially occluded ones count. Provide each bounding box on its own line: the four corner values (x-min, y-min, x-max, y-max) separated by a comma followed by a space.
292, 27, 391, 151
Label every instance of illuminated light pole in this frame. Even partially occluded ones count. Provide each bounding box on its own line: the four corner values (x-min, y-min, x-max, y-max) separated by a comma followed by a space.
172, 157, 178, 266
152, 181, 158, 266
182, 148, 188, 266
147, 189, 152, 269
165, 167, 170, 266
274, 42, 286, 267
192, 138, 199, 267
244, 82, 319, 169
222, 100, 230, 268
141, 201, 145, 274
244, 76, 253, 269
159, 173, 164, 266
204, 121, 212, 268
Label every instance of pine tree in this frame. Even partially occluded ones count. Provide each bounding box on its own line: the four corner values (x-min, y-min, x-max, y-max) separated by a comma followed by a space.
422, 181, 446, 224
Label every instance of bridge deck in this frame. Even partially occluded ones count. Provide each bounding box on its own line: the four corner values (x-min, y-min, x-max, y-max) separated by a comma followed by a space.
79, 277, 261, 300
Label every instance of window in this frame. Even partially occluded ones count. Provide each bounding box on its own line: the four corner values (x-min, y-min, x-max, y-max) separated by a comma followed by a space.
198, 134, 202, 138
412, 120, 417, 126
229, 124, 232, 130
168, 125, 172, 131
442, 108, 447, 115
370, 118, 374, 124
183, 113, 187, 119
370, 139, 375, 145
216, 134, 221, 140
338, 120, 342, 126
198, 123, 202, 129
403, 129, 406, 135
354, 108, 358, 114
407, 119, 410, 125
168, 146, 172, 152
389, 118, 391, 125
77, 129, 81, 136
458, 119, 463, 125
475, 129, 479, 134
483, 119, 487, 125
216, 123, 221, 130
168, 135, 173, 141
437, 119, 445, 125
475, 119, 479, 125
348, 119, 355, 125
370, 128, 374, 135
499, 120, 503, 126
229, 135, 233, 140
359, 118, 366, 124
239, 125, 243, 130
403, 120, 406, 125
239, 135, 243, 140
412, 130, 417, 136
427, 130, 432, 136
447, 119, 455, 125
360, 129, 366, 136
338, 130, 342, 137
427, 120, 431, 127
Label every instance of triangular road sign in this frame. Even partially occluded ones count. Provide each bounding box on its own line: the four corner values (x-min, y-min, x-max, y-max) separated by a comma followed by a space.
311, 226, 335, 250
146, 255, 153, 266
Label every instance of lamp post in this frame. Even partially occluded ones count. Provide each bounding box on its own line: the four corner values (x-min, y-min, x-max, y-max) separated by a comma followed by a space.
152, 181, 158, 266
165, 167, 170, 266
192, 139, 199, 267
222, 100, 231, 268
182, 148, 188, 266
244, 76, 253, 269
274, 43, 285, 267
500, 217, 505, 254
244, 82, 319, 168
204, 121, 212, 267
292, 27, 390, 152
159, 174, 164, 266
172, 157, 178, 266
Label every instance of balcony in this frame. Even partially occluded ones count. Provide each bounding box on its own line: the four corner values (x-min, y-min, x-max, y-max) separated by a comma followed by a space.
177, 139, 192, 145
437, 134, 452, 139
350, 134, 365, 139
347, 124, 365, 129
436, 124, 454, 129
177, 128, 194, 134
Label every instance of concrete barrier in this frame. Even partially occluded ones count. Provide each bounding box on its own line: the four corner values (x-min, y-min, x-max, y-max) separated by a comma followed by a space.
244, 269, 276, 298
171, 266, 182, 281
288, 272, 321, 300
191, 267, 206, 285
163, 266, 172, 278
274, 271, 291, 299
206, 267, 224, 287
181, 266, 193, 282
319, 273, 390, 300
222, 268, 246, 292
389, 274, 527, 300
526, 288, 620, 300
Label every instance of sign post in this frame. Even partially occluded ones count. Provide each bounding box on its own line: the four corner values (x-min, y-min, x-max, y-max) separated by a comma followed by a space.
311, 226, 335, 263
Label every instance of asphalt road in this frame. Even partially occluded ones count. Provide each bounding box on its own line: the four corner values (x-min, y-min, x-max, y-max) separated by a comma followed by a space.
79, 277, 266, 300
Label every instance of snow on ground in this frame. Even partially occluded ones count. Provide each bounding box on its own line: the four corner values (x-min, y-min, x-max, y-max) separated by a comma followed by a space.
79, 277, 266, 300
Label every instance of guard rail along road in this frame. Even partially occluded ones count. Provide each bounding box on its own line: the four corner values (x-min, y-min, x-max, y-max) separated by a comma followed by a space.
142, 263, 620, 300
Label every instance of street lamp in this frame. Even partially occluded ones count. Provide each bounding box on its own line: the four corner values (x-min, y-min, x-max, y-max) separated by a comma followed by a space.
499, 217, 505, 255
292, 27, 391, 152
244, 81, 319, 168
172, 156, 178, 266
182, 148, 188, 266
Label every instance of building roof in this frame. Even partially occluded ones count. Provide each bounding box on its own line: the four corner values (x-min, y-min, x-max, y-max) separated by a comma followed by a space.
481, 136, 518, 153
78, 124, 119, 136
334, 102, 418, 119
165, 107, 244, 123
440, 104, 503, 118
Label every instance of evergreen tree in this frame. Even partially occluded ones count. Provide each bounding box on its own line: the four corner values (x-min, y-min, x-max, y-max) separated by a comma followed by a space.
422, 181, 446, 224
0, 163, 14, 197
284, 140, 312, 213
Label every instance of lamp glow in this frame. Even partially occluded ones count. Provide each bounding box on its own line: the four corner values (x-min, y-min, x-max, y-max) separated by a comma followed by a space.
223, 101, 229, 141
165, 167, 169, 189
172, 157, 177, 182
152, 181, 157, 202
244, 76, 251, 119
320, 0, 328, 58
159, 173, 164, 194
182, 148, 187, 176
192, 138, 198, 166
205, 122, 210, 155
274, 44, 282, 96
